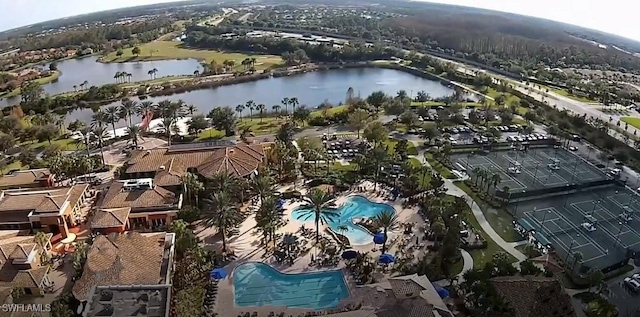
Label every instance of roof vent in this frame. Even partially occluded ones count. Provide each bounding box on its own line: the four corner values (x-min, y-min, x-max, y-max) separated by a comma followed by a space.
159, 165, 165, 171
144, 150, 151, 156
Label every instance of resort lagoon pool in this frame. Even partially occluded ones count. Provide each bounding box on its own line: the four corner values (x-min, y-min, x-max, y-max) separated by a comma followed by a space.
292, 195, 395, 245
233, 262, 349, 309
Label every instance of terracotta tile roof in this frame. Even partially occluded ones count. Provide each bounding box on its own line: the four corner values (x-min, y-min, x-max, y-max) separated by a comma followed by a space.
101, 181, 176, 210
0, 235, 50, 290
0, 185, 88, 221
91, 208, 131, 229
72, 232, 167, 301
491, 276, 576, 317
153, 157, 187, 187
125, 143, 265, 183
0, 169, 51, 188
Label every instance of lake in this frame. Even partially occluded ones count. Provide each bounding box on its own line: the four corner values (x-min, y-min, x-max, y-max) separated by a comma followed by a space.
66, 67, 457, 126
0, 56, 202, 107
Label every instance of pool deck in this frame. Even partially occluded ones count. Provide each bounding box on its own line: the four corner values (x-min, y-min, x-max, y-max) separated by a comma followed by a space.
199, 180, 427, 316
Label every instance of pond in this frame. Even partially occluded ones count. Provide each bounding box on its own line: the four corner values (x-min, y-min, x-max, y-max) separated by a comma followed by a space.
0, 56, 202, 106
66, 67, 457, 125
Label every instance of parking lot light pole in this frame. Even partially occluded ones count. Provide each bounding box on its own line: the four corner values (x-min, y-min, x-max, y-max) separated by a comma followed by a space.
614, 221, 624, 247
541, 209, 551, 233
564, 239, 577, 266
532, 162, 540, 186
590, 200, 601, 216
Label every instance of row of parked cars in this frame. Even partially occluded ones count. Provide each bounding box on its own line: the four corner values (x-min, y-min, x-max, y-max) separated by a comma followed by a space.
493, 124, 524, 133
506, 133, 550, 142
623, 274, 640, 292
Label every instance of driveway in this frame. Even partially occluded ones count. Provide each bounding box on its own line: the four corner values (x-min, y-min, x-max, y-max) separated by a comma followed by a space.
604, 268, 640, 316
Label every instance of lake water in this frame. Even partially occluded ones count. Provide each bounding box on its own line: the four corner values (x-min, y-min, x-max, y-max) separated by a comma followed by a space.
0, 56, 202, 107
66, 67, 456, 125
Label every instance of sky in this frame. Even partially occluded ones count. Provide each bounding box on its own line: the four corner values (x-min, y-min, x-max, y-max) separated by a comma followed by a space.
0, 0, 639, 42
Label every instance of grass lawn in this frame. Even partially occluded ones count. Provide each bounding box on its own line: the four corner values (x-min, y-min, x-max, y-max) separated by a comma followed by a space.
0, 70, 61, 99
331, 162, 357, 172
621, 117, 640, 129
551, 88, 595, 103
24, 137, 82, 151
455, 182, 520, 242
486, 87, 521, 106
383, 139, 418, 156
1, 161, 24, 175
101, 41, 282, 70
424, 153, 455, 179
196, 129, 225, 141
238, 117, 286, 135
310, 105, 348, 118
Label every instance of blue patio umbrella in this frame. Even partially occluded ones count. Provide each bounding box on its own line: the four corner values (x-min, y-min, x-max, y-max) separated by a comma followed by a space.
210, 268, 227, 279
341, 250, 358, 260
433, 284, 450, 298
378, 253, 395, 264
373, 232, 386, 244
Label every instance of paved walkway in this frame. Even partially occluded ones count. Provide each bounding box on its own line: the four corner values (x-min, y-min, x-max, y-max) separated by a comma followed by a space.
457, 249, 474, 279
443, 180, 527, 262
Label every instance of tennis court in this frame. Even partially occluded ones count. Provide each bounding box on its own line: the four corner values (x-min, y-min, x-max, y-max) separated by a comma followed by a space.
516, 186, 640, 270
452, 147, 606, 193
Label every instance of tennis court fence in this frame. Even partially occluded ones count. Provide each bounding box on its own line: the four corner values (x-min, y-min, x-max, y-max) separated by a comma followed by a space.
496, 178, 616, 202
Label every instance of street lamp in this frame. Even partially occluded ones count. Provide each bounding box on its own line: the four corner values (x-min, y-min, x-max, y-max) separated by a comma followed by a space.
590, 200, 601, 216
564, 234, 581, 267
614, 221, 624, 247
541, 209, 552, 233
532, 162, 540, 186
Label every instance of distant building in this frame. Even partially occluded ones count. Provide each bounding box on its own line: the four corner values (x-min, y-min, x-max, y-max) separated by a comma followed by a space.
0, 230, 54, 298
0, 169, 54, 190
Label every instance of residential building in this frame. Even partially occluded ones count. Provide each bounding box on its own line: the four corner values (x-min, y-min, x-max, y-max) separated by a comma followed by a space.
123, 141, 266, 191
0, 185, 89, 235
0, 169, 54, 190
0, 231, 53, 297
490, 276, 576, 317
72, 232, 175, 303
91, 179, 181, 233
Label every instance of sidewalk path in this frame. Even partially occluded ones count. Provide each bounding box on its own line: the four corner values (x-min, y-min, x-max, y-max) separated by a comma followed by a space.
457, 249, 474, 280
443, 180, 527, 262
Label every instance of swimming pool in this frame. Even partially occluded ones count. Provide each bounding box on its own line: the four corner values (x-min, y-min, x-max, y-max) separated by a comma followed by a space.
291, 195, 395, 245
233, 262, 349, 309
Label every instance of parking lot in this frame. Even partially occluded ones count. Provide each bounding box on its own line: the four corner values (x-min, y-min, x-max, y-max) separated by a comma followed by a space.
321, 134, 364, 160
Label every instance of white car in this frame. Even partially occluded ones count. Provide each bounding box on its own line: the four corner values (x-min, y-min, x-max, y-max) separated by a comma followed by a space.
569, 146, 578, 151
621, 212, 632, 222
632, 273, 640, 283
581, 223, 596, 232
625, 277, 640, 292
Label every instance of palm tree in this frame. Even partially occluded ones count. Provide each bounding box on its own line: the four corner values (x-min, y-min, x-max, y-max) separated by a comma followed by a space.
91, 125, 109, 164
202, 191, 243, 252
78, 126, 92, 158
281, 97, 290, 115
256, 196, 283, 248
160, 117, 174, 146
104, 106, 120, 138
34, 231, 50, 262
246, 100, 255, 121
181, 172, 204, 206
256, 104, 266, 122
282, 233, 298, 263
570, 251, 584, 273
375, 210, 399, 253
272, 105, 281, 118
73, 85, 77, 92
471, 167, 482, 186
137, 101, 155, 122
126, 125, 141, 147
250, 174, 273, 204
296, 188, 339, 244
490, 173, 501, 195
186, 104, 197, 115
289, 97, 299, 113
235, 104, 245, 121
126, 73, 132, 83
148, 68, 158, 79
431, 218, 445, 245
114, 71, 122, 83
207, 173, 242, 201
119, 99, 138, 128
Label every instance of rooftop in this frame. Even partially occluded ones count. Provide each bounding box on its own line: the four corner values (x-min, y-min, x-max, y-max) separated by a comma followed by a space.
125, 142, 265, 185
0, 185, 89, 222
72, 232, 174, 301
491, 276, 576, 317
100, 181, 176, 211
90, 208, 131, 229
83, 284, 171, 317
0, 232, 52, 290
0, 169, 51, 189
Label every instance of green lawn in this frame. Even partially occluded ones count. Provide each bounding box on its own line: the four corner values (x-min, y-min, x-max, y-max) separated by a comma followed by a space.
24, 137, 82, 151
1, 161, 24, 175
446, 186, 518, 269
486, 87, 521, 106
424, 153, 455, 179
310, 105, 348, 118
383, 139, 418, 155
238, 117, 286, 135
621, 117, 640, 129
0, 70, 61, 99
551, 88, 595, 103
330, 162, 357, 172
101, 41, 283, 70
455, 182, 520, 242
196, 128, 225, 141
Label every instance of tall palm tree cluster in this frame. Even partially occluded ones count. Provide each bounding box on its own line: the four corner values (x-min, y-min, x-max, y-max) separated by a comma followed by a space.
72, 80, 89, 92
234, 97, 299, 122
113, 71, 133, 83
470, 166, 504, 197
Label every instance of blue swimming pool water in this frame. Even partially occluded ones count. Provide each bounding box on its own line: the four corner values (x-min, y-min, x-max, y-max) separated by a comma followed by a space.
291, 195, 395, 245
233, 262, 349, 309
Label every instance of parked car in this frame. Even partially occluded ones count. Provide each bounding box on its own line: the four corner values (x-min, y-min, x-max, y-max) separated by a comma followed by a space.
624, 277, 640, 292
